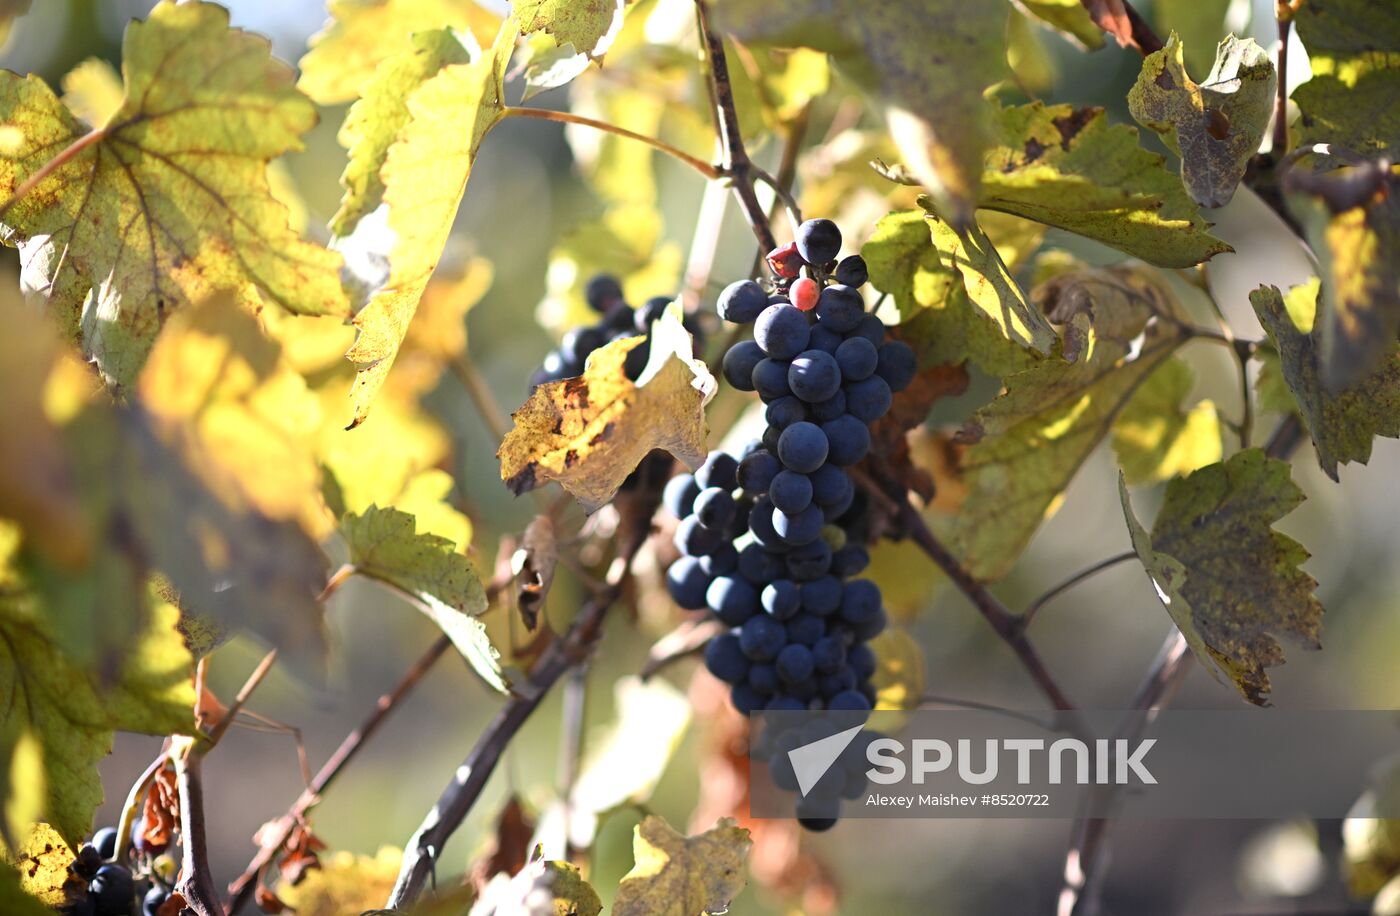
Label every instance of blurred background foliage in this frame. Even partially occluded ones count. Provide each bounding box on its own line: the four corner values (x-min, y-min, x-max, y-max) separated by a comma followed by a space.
3, 0, 1398, 913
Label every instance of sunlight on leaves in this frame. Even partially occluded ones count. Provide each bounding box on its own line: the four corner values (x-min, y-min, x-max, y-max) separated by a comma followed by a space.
1120, 450, 1324, 706
340, 19, 517, 426
980, 102, 1231, 267
514, 0, 625, 58
1015, 0, 1104, 49
612, 816, 752, 916
1251, 281, 1400, 481
298, 0, 501, 105
499, 307, 714, 511
1111, 357, 1222, 485
0, 1, 349, 389
470, 853, 602, 916
278, 846, 403, 916
869, 627, 926, 712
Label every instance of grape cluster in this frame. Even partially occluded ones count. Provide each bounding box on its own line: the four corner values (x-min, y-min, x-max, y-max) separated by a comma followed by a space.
61, 825, 173, 916
663, 218, 913, 829
530, 274, 705, 388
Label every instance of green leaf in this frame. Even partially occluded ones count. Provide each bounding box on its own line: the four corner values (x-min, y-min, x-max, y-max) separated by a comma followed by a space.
1014, 0, 1104, 49
472, 854, 602, 916
1293, 0, 1400, 158
0, 594, 196, 846
520, 33, 593, 102
924, 202, 1057, 355
861, 209, 1038, 377
1119, 450, 1323, 705
298, 0, 501, 105
340, 505, 503, 692
499, 306, 714, 511
1111, 357, 1222, 485
612, 816, 752, 916
711, 0, 1006, 225
1250, 281, 1400, 481
954, 309, 1184, 581
1128, 34, 1276, 208
513, 0, 624, 58
331, 29, 474, 237
980, 101, 1232, 267
340, 18, 517, 427
0, 0, 350, 389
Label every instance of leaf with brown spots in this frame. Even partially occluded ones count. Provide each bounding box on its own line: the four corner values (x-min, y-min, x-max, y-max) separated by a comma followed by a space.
511, 515, 557, 631
0, 1, 349, 390
612, 816, 752, 916
1120, 450, 1324, 705
499, 307, 714, 512
1128, 33, 1276, 207
980, 101, 1231, 267
1251, 281, 1400, 481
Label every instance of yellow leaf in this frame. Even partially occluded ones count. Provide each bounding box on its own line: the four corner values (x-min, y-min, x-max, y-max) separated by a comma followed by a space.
613, 816, 752, 916
499, 307, 714, 512
1112, 357, 1222, 485
3, 823, 75, 907
343, 19, 517, 426
298, 0, 502, 105
0, 1, 349, 389
401, 256, 494, 364
869, 627, 926, 712
278, 846, 403, 916
138, 296, 332, 542
470, 855, 601, 916
58, 58, 123, 129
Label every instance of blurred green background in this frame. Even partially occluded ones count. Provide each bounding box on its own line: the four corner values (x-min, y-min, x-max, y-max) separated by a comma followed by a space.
5, 1, 1398, 913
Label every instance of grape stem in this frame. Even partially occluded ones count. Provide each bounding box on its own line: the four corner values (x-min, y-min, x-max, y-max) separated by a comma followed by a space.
385, 492, 658, 908
500, 107, 722, 180
695, 0, 779, 255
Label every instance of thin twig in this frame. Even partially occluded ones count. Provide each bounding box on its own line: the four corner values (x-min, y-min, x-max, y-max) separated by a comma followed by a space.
0, 128, 107, 220
205, 650, 279, 749
1273, 11, 1292, 154
695, 0, 778, 255
448, 352, 512, 445
224, 635, 454, 914
1018, 551, 1138, 631
502, 107, 720, 179
385, 514, 654, 908
852, 468, 1080, 715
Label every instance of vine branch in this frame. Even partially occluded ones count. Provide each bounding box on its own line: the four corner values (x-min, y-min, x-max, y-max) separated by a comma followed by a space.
695, 0, 779, 255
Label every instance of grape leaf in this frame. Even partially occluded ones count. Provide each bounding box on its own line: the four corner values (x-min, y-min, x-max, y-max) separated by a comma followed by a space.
1250, 281, 1400, 481
339, 18, 517, 427
1111, 357, 1222, 485
0, 592, 196, 846
1292, 0, 1400, 159
471, 854, 602, 916
861, 209, 1039, 377
1119, 450, 1324, 705
331, 29, 474, 237
954, 311, 1185, 581
980, 102, 1231, 267
277, 846, 403, 916
521, 33, 594, 102
711, 0, 1006, 225
924, 203, 1057, 355
1128, 34, 1276, 208
298, 0, 501, 105
3, 822, 79, 907
0, 864, 52, 916
499, 307, 714, 512
58, 58, 124, 129
340, 506, 503, 692
0, 0, 349, 389
513, 0, 624, 58
1014, 0, 1104, 49
612, 816, 752, 916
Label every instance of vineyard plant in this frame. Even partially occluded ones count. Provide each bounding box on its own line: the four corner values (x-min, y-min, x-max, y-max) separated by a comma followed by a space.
0, 0, 1398, 914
